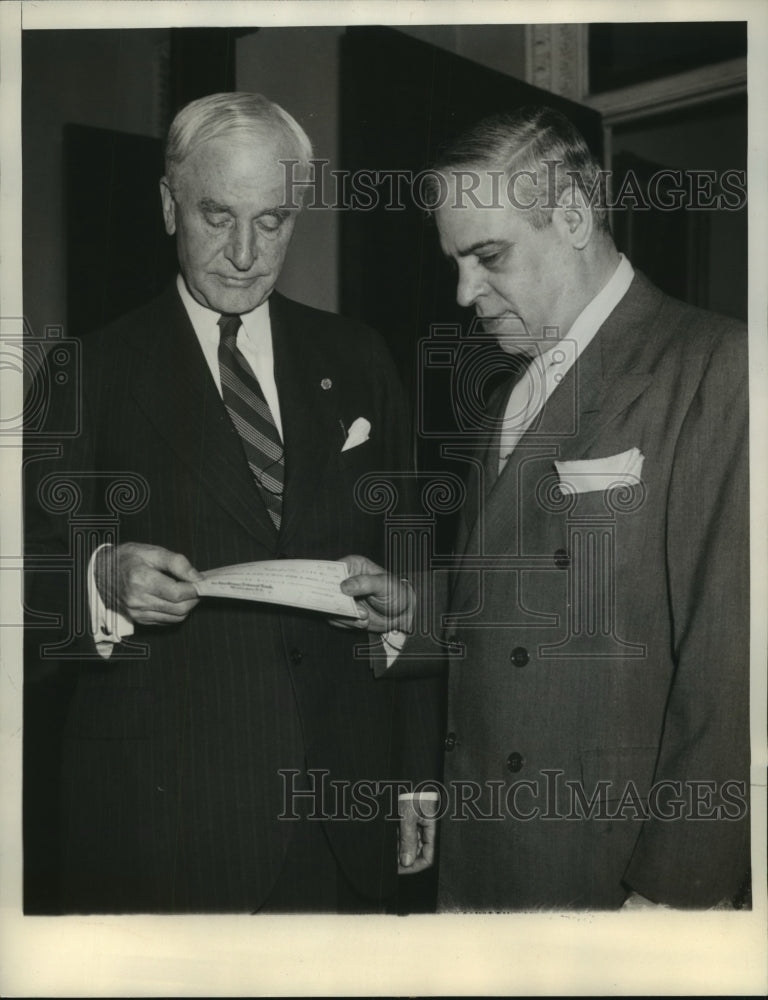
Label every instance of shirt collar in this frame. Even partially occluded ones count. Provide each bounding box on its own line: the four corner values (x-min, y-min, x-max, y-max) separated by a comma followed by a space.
175, 273, 272, 351
544, 253, 634, 363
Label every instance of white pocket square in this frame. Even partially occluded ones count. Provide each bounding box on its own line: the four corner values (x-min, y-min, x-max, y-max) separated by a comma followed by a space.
341, 416, 371, 452
555, 447, 644, 495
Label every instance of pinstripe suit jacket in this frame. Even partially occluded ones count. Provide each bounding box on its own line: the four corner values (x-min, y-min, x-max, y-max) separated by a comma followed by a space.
24, 285, 430, 912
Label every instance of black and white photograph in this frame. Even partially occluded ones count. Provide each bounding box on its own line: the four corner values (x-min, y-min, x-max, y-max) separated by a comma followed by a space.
1, 0, 766, 995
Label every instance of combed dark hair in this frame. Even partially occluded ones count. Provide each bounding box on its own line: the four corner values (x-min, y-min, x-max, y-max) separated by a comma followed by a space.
426, 106, 609, 230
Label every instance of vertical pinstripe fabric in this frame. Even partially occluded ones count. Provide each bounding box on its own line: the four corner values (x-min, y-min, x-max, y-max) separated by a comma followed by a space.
25, 286, 436, 913
218, 313, 284, 530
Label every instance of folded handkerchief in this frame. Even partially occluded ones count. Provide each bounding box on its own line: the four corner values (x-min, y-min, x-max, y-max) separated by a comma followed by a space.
341, 416, 371, 452
555, 447, 644, 495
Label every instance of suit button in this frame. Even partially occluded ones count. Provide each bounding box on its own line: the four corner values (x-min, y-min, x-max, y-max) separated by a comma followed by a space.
289, 648, 304, 665
506, 752, 524, 773
445, 732, 457, 752
510, 646, 529, 667
554, 548, 570, 569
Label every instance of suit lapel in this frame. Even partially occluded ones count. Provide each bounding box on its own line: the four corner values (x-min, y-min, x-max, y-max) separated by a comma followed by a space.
128, 286, 279, 550
269, 293, 341, 549
452, 273, 658, 612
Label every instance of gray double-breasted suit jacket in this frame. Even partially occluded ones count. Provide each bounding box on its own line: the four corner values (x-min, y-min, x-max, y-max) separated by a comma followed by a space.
390, 272, 750, 911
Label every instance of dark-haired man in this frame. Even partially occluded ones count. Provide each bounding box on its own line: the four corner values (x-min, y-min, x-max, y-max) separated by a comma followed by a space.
344, 106, 750, 911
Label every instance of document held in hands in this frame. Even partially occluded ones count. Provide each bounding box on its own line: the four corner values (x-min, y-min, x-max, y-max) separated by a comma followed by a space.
193, 559, 365, 619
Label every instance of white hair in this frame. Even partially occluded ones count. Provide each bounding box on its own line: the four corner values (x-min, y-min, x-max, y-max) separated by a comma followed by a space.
164, 91, 313, 184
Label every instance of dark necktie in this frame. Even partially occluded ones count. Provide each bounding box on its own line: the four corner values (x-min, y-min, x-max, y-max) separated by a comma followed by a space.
217, 313, 284, 530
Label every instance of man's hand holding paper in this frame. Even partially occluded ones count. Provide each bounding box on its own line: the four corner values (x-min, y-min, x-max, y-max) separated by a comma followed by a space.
337, 554, 414, 632
94, 541, 202, 626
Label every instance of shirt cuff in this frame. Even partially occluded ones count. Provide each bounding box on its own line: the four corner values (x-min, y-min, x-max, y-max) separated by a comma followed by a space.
381, 628, 408, 668
380, 592, 415, 668
88, 543, 134, 659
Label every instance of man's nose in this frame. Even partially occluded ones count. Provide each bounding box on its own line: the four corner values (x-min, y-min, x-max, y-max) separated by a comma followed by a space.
225, 222, 257, 271
455, 263, 485, 308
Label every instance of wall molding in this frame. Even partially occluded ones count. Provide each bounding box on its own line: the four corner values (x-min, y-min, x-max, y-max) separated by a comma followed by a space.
525, 23, 588, 101
584, 57, 747, 125
525, 24, 746, 126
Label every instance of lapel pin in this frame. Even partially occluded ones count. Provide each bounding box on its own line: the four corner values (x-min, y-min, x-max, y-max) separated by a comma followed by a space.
321, 377, 332, 390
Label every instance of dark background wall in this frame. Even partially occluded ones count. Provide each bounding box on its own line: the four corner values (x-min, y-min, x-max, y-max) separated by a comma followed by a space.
22, 24, 531, 338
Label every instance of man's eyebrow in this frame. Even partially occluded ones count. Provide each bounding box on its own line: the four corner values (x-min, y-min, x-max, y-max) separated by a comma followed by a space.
198, 199, 291, 218
199, 198, 231, 213
260, 206, 292, 218
455, 239, 508, 258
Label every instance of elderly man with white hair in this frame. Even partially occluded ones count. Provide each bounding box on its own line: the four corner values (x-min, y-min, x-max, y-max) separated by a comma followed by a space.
24, 92, 436, 914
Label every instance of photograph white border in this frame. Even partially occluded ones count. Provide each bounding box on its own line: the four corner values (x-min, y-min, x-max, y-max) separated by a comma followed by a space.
1, 2, 766, 996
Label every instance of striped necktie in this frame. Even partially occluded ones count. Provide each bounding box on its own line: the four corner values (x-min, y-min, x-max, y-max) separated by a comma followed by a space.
217, 313, 284, 530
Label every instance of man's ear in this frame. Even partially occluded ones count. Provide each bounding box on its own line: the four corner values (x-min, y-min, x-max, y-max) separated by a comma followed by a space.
159, 177, 176, 236
553, 184, 593, 250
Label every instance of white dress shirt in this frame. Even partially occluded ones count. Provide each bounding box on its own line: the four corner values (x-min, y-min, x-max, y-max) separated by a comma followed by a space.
498, 254, 634, 472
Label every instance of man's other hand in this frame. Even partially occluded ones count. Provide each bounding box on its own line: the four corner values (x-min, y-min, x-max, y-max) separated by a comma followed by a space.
336, 554, 414, 633
95, 542, 203, 625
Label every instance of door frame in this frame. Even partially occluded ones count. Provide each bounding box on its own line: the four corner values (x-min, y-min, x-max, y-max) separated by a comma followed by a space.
522, 23, 746, 168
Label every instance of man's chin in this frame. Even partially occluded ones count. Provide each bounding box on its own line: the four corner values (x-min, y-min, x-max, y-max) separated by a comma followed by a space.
481, 315, 531, 353
194, 278, 274, 316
